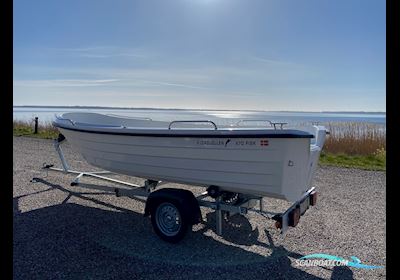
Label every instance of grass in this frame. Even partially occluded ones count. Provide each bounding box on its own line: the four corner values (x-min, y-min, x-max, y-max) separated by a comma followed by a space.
13, 119, 386, 171
13, 120, 59, 139
319, 150, 386, 171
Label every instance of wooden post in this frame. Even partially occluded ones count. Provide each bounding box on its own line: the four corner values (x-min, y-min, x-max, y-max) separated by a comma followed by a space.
34, 117, 38, 134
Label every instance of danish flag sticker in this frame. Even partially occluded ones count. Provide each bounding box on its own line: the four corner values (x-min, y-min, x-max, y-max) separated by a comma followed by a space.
260, 139, 269, 146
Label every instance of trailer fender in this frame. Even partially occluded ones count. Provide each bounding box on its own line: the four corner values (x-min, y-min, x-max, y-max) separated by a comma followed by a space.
144, 188, 202, 225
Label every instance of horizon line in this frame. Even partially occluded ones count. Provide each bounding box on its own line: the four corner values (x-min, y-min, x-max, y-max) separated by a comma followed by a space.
12, 105, 386, 114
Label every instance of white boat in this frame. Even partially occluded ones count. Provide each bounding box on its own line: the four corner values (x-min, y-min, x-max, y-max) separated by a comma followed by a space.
53, 112, 327, 202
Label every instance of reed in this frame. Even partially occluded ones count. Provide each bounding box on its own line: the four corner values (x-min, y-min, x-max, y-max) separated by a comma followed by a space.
322, 122, 386, 156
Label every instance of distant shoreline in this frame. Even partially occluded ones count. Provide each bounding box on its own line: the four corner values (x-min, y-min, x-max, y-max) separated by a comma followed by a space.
13, 105, 386, 115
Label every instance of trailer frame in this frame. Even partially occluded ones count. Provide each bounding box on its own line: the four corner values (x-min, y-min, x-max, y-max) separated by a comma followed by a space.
41, 136, 317, 241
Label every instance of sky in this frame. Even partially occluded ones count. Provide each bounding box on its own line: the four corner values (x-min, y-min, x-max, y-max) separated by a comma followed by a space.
13, 0, 386, 111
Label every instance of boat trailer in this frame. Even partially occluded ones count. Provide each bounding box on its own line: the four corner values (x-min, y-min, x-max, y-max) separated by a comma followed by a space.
42, 135, 318, 243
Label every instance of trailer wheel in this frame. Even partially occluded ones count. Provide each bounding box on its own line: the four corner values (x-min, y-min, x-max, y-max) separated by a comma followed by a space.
151, 201, 188, 243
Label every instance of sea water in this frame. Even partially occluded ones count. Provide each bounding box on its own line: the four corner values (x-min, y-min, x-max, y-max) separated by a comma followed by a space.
13, 106, 386, 126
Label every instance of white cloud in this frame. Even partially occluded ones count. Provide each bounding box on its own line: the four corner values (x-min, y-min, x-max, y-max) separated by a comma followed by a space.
249, 56, 296, 66
49, 46, 151, 59
139, 80, 212, 90
13, 79, 120, 87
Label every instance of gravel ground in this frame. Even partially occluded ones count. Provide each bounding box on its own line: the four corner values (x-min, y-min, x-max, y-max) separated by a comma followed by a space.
13, 136, 386, 280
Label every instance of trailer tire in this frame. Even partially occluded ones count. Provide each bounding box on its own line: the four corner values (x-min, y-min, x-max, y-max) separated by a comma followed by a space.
150, 200, 189, 243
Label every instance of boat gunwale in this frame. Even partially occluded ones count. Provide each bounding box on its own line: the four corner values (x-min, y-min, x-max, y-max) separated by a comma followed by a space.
54, 123, 314, 138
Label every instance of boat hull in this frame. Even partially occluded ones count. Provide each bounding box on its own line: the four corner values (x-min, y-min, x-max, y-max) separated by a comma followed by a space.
58, 127, 313, 201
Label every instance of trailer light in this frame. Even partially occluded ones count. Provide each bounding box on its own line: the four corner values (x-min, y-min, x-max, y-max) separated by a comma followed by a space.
310, 191, 317, 206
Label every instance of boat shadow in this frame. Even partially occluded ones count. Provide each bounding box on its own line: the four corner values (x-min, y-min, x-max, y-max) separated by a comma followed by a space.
14, 177, 354, 280
202, 212, 354, 280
